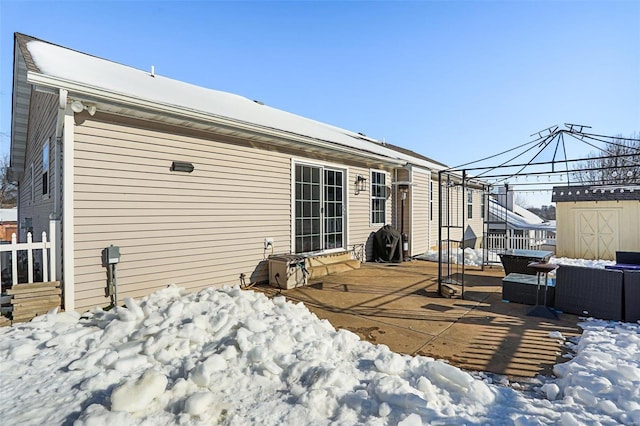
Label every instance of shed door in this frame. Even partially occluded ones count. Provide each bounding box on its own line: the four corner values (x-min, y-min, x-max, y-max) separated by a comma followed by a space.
575, 209, 619, 260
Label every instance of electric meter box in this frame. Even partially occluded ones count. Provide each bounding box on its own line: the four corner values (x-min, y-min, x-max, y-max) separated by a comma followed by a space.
268, 255, 308, 289
102, 245, 120, 266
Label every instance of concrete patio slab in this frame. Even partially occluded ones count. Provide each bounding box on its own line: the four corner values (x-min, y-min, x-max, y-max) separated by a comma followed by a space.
254, 259, 582, 381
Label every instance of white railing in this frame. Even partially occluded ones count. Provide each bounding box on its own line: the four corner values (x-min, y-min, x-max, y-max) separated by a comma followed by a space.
0, 219, 58, 295
485, 229, 556, 252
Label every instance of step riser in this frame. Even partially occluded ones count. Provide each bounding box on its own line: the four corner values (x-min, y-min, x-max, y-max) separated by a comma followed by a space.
307, 253, 354, 267
308, 260, 360, 279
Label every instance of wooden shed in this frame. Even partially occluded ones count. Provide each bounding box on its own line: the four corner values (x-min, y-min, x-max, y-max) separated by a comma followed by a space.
552, 184, 640, 260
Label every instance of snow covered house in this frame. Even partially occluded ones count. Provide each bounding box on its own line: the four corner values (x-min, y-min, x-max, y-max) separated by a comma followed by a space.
10, 33, 484, 312
552, 184, 640, 260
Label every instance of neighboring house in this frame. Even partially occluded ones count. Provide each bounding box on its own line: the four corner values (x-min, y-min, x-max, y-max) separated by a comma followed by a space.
552, 184, 640, 260
486, 186, 556, 252
0, 209, 17, 242
10, 33, 484, 312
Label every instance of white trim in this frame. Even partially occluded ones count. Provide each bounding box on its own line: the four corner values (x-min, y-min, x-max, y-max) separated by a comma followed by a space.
369, 168, 388, 227
291, 158, 348, 255
62, 106, 75, 312
429, 175, 433, 249
290, 159, 295, 254
409, 166, 414, 254
27, 72, 409, 169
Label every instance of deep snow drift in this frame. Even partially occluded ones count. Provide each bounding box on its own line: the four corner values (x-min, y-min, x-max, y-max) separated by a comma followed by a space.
1, 282, 639, 425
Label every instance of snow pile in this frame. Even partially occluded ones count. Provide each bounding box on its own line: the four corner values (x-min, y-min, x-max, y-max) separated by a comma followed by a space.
549, 256, 615, 269
417, 248, 615, 269
552, 320, 640, 425
0, 285, 637, 424
417, 248, 499, 266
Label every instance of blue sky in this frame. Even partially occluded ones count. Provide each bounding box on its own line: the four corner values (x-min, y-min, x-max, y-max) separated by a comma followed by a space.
1, 1, 638, 205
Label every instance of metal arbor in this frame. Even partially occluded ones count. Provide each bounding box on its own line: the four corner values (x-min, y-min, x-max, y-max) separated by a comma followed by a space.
437, 124, 640, 298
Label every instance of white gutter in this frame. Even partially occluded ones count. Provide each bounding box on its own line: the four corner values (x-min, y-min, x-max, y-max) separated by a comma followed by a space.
26, 72, 407, 168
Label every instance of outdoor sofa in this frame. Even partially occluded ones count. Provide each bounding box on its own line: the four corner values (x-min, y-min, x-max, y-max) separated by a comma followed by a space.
555, 251, 640, 322
555, 264, 624, 321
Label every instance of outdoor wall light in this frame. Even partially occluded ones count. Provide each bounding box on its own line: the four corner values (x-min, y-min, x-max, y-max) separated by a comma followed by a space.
170, 161, 195, 173
355, 175, 367, 194
70, 100, 97, 116
70, 100, 84, 113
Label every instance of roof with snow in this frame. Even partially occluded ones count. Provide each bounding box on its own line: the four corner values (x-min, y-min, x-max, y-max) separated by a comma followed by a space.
488, 198, 555, 231
0, 208, 17, 223
11, 33, 446, 173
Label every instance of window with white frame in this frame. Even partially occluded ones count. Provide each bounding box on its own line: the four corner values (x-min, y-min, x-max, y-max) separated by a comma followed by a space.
42, 138, 50, 197
480, 190, 485, 219
467, 189, 473, 219
371, 171, 386, 224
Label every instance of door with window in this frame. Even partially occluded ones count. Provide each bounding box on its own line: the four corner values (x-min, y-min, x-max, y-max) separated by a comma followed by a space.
295, 164, 345, 253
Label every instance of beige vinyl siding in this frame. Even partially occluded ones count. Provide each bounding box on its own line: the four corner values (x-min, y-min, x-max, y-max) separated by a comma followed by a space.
72, 117, 292, 311
410, 167, 431, 256
439, 182, 465, 244
467, 188, 485, 248
18, 90, 57, 242
429, 173, 440, 250
348, 167, 392, 261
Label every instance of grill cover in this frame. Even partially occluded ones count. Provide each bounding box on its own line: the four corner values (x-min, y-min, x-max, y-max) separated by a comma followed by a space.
373, 225, 402, 263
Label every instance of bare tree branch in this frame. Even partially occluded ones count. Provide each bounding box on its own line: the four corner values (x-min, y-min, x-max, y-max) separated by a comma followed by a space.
572, 132, 640, 185
0, 155, 17, 208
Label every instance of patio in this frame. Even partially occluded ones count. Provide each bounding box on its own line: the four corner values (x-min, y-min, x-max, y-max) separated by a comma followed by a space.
255, 259, 582, 380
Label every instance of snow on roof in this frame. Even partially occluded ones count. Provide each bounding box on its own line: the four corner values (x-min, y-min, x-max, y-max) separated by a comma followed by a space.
512, 204, 545, 225
24, 38, 443, 170
0, 208, 17, 223
488, 198, 555, 231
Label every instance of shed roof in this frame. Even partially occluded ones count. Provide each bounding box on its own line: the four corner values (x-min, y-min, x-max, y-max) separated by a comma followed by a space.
552, 185, 640, 202
12, 33, 447, 173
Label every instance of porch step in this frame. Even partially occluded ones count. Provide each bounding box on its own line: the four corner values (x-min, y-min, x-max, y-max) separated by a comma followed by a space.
307, 252, 360, 280
268, 251, 361, 290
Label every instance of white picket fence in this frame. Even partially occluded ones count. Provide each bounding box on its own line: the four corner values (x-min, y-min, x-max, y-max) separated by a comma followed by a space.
0, 219, 58, 295
485, 229, 556, 252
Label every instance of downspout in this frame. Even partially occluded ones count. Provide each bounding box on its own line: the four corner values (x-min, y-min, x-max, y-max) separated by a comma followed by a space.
409, 166, 414, 257
61, 98, 75, 312
54, 89, 65, 217
50, 89, 66, 287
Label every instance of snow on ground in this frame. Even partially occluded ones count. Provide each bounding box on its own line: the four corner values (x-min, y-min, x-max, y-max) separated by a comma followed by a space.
417, 248, 616, 269
1, 283, 639, 425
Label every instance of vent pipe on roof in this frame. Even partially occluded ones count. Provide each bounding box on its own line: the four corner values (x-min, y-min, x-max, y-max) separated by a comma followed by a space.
150, 65, 155, 78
